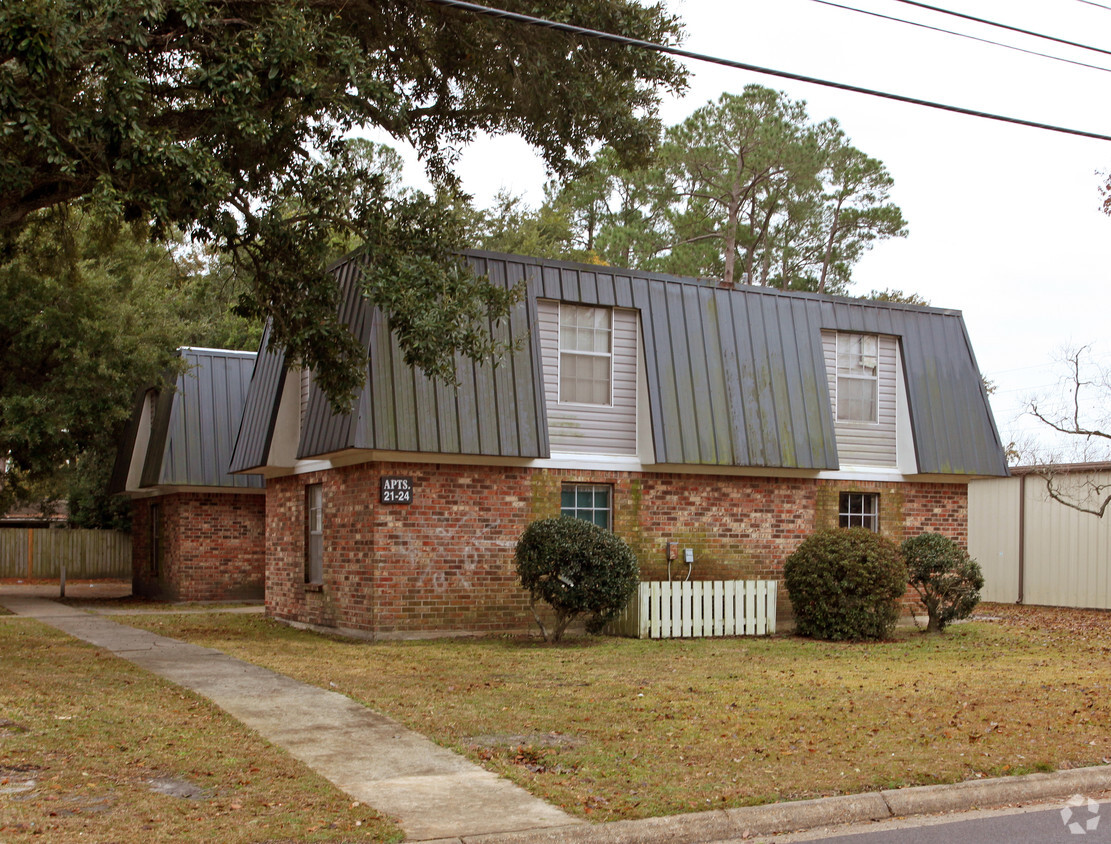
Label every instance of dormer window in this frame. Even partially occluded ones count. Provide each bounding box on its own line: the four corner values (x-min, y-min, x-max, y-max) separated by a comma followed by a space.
559, 304, 612, 405
836, 333, 879, 423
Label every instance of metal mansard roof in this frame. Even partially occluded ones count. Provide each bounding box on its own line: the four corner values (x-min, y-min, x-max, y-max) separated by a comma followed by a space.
115, 347, 264, 491
230, 250, 1008, 477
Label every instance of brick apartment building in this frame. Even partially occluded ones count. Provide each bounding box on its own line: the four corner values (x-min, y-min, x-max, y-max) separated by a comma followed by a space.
220, 250, 1007, 637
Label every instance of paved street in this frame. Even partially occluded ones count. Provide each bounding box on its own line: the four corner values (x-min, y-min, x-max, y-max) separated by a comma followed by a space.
764, 797, 1111, 844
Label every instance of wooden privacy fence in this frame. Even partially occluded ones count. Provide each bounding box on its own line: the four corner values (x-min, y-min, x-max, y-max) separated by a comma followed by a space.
606, 580, 778, 639
0, 529, 131, 579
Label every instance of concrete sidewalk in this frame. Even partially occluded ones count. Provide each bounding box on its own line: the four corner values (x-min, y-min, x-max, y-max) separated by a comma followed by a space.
5, 594, 1111, 844
0, 595, 580, 842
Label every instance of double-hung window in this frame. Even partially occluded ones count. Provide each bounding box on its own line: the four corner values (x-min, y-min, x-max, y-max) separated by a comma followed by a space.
836, 333, 879, 423
559, 305, 612, 405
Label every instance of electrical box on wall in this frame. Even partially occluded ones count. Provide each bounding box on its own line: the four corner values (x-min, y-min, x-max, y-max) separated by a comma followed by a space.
683, 548, 694, 564
667, 541, 678, 561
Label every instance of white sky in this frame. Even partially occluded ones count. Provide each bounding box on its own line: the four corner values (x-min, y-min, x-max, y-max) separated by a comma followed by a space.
370, 0, 1111, 457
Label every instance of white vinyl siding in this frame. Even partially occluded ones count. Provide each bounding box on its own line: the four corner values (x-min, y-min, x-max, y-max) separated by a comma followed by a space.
300, 367, 312, 421
823, 331, 897, 468
539, 299, 637, 455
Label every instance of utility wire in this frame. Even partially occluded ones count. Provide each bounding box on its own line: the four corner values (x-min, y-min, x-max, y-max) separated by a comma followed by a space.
887, 0, 1111, 58
1074, 0, 1111, 10
424, 0, 1111, 142
810, 0, 1111, 74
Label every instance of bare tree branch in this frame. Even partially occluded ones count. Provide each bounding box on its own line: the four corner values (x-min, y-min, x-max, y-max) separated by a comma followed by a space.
1025, 344, 1111, 517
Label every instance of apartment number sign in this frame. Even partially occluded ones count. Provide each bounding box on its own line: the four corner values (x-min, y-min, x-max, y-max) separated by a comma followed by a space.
379, 476, 413, 505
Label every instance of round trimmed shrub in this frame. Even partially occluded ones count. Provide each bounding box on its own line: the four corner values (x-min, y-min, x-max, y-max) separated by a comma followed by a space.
515, 517, 639, 642
784, 528, 907, 641
903, 532, 984, 633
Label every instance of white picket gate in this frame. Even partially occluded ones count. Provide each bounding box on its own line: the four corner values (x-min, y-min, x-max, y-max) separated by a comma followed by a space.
605, 580, 778, 639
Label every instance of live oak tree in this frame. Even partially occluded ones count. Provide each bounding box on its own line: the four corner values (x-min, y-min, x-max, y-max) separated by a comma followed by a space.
1, 0, 686, 404
0, 204, 259, 524
1, 0, 685, 515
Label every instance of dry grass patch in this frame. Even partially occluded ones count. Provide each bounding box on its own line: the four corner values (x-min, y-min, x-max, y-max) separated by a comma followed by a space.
117, 604, 1111, 822
0, 618, 401, 842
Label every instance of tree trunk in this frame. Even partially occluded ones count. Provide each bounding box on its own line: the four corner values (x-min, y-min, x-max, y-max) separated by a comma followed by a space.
818, 197, 844, 294
722, 198, 740, 288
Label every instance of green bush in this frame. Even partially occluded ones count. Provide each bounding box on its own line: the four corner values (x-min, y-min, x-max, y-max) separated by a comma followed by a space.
903, 532, 984, 633
784, 528, 907, 641
515, 517, 639, 642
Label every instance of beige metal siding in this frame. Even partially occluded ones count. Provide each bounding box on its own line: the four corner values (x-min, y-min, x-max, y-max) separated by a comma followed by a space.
1023, 472, 1111, 609
969, 471, 1111, 609
968, 477, 1021, 603
538, 299, 637, 454
822, 331, 897, 468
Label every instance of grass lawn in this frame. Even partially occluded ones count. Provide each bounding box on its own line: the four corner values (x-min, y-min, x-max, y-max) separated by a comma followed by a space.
0, 617, 402, 843
113, 604, 1111, 823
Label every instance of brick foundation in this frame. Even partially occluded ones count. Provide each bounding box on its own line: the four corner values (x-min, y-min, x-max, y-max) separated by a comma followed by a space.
264, 463, 968, 636
132, 492, 266, 601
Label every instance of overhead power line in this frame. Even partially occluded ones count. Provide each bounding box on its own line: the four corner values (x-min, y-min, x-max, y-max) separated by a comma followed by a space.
810, 0, 1111, 74
887, 0, 1111, 58
1074, 0, 1111, 10
424, 0, 1111, 143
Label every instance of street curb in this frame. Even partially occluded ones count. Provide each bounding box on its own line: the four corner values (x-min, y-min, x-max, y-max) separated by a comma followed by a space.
879, 766, 1111, 817
453, 765, 1111, 844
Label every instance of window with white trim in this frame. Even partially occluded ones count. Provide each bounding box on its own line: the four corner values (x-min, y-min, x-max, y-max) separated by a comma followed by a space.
836, 333, 879, 422
559, 304, 612, 405
305, 483, 323, 584
839, 492, 879, 531
560, 483, 612, 530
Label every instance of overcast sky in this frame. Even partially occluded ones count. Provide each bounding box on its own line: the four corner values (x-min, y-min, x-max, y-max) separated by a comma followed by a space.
374, 0, 1111, 459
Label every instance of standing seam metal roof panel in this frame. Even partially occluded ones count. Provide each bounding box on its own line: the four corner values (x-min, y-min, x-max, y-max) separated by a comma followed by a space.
290, 251, 547, 460
142, 348, 263, 488
232, 249, 1006, 477
228, 326, 286, 474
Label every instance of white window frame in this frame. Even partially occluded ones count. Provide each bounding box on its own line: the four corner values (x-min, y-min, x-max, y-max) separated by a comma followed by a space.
558, 303, 614, 407
839, 492, 879, 531
835, 333, 880, 424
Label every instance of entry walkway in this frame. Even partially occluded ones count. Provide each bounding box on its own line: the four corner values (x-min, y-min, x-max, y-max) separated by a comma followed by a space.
0, 595, 581, 842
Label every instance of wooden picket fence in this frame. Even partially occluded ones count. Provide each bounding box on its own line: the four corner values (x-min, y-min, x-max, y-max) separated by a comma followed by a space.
605, 579, 778, 639
0, 528, 131, 579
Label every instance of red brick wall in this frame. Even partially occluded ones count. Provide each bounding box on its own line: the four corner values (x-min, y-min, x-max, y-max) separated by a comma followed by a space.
265, 465, 536, 634
264, 463, 969, 636
132, 493, 266, 601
